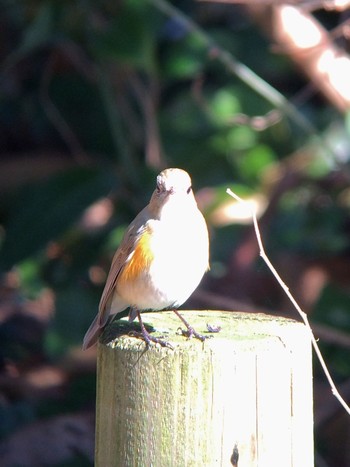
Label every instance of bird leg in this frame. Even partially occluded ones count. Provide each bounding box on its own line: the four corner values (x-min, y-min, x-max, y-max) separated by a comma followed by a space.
132, 309, 173, 349
172, 309, 209, 342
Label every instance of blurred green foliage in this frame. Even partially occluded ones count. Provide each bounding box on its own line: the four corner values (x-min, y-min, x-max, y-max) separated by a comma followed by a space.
1, 0, 350, 464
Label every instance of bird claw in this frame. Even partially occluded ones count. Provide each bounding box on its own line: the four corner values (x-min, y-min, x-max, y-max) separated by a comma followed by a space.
129, 330, 174, 349
206, 323, 222, 333
176, 326, 211, 342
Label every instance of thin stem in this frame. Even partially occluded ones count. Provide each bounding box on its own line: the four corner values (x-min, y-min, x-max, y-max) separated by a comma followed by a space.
226, 188, 350, 415
95, 67, 137, 183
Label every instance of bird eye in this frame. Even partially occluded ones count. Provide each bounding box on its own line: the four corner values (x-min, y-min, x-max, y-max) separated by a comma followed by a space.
186, 186, 192, 194
156, 178, 162, 193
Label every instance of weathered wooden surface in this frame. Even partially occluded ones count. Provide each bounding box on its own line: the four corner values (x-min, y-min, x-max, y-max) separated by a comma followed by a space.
95, 310, 313, 467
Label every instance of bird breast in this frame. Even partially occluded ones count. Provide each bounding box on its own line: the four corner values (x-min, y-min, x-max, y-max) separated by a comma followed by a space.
116, 211, 209, 310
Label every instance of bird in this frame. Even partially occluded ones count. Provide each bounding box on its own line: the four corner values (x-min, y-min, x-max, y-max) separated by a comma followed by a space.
82, 168, 210, 350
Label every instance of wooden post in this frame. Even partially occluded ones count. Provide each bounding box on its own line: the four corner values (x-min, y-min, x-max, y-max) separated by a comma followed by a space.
95, 311, 313, 466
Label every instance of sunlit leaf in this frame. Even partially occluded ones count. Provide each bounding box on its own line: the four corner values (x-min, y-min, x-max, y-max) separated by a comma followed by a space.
210, 89, 240, 124
237, 144, 276, 182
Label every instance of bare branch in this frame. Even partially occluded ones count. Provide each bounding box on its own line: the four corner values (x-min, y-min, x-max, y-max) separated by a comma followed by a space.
226, 187, 350, 416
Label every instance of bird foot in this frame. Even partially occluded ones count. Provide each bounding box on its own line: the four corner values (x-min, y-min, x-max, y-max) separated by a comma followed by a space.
172, 309, 212, 342
129, 330, 174, 349
129, 329, 174, 349
132, 309, 174, 349
176, 326, 209, 342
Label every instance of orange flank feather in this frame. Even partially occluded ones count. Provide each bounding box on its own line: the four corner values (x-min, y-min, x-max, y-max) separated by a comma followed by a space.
119, 229, 154, 284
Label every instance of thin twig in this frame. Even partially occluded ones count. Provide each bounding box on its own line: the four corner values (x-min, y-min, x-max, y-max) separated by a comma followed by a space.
226, 187, 350, 415
129, 73, 165, 169
40, 53, 89, 164
95, 67, 137, 183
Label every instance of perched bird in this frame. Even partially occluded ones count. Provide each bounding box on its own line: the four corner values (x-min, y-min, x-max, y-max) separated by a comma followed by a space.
83, 168, 209, 350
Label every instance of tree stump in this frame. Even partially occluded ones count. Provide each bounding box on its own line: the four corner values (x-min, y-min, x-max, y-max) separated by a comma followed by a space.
95, 310, 313, 466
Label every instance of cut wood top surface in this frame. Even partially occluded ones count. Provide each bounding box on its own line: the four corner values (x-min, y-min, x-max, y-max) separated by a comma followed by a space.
100, 310, 307, 351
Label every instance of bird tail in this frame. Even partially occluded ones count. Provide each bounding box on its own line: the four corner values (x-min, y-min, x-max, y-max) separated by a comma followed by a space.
82, 314, 102, 350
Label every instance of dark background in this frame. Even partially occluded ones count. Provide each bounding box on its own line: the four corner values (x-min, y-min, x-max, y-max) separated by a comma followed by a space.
0, 0, 350, 465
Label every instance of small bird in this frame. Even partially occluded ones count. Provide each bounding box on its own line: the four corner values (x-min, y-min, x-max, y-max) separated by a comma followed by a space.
83, 168, 209, 350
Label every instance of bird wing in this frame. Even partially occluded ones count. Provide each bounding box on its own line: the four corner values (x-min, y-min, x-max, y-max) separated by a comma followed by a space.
97, 206, 150, 327
83, 206, 152, 350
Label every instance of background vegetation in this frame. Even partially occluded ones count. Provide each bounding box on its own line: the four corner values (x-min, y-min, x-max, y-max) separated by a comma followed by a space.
0, 0, 350, 465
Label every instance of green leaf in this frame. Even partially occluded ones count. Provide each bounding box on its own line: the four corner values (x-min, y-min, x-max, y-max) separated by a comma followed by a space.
4, 2, 55, 68
237, 144, 276, 182
162, 37, 204, 79
92, 4, 155, 71
315, 284, 350, 330
21, 2, 54, 51
226, 126, 256, 151
16, 258, 45, 298
0, 168, 115, 268
210, 89, 240, 125
345, 110, 350, 136
46, 284, 99, 353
